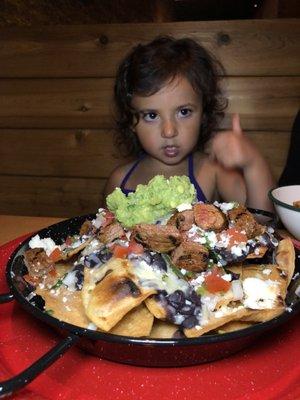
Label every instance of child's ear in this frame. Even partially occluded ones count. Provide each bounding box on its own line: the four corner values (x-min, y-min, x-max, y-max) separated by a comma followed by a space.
131, 114, 138, 133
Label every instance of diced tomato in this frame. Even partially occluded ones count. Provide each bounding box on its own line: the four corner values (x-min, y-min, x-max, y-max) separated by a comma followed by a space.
23, 274, 40, 286
49, 247, 62, 262
204, 268, 231, 293
222, 228, 247, 248
48, 267, 58, 278
112, 240, 144, 258
128, 240, 144, 254
112, 245, 129, 258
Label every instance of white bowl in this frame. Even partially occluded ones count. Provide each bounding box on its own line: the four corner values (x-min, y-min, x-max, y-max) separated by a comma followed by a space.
269, 185, 300, 240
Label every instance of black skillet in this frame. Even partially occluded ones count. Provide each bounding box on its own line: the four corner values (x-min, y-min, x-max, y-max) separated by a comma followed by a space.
0, 210, 299, 397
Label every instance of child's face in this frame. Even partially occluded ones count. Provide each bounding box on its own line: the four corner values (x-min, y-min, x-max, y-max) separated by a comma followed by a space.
131, 75, 203, 165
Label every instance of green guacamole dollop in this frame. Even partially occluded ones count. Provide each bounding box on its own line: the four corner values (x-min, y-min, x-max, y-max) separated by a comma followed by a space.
106, 175, 196, 228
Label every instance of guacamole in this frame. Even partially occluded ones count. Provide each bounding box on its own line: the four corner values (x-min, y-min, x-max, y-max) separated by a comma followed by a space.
106, 175, 196, 228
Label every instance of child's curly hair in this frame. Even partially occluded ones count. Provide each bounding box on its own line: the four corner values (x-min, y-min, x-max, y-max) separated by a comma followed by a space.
114, 35, 227, 157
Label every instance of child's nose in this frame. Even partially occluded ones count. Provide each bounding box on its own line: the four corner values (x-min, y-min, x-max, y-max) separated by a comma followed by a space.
161, 119, 177, 138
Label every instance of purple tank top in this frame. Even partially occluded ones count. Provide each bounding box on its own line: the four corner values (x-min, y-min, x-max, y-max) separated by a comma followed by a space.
119, 153, 207, 202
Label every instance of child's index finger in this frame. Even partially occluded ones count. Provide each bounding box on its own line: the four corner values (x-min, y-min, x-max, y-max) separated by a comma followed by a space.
232, 113, 242, 134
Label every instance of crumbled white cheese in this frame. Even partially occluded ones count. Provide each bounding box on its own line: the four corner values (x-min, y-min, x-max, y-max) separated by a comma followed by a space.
189, 273, 205, 288
231, 280, 244, 301
243, 278, 279, 309
62, 270, 78, 291
92, 208, 105, 228
231, 243, 248, 257
262, 268, 272, 275
176, 202, 192, 212
214, 305, 244, 318
29, 234, 59, 256
254, 247, 261, 255
214, 201, 237, 214
222, 274, 232, 282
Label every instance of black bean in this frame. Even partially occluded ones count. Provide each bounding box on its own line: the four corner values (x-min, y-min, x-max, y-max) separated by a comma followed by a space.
180, 305, 194, 315
168, 290, 185, 306
182, 316, 198, 329
151, 253, 167, 271
189, 290, 202, 305
72, 263, 84, 289
97, 248, 112, 263
166, 304, 177, 316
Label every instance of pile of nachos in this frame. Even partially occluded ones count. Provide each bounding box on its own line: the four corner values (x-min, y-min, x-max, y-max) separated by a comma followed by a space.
23, 177, 297, 339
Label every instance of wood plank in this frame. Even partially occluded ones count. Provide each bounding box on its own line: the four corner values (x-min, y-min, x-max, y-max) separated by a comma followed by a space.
0, 76, 299, 130
0, 129, 290, 179
0, 129, 128, 178
0, 176, 105, 217
0, 77, 114, 128
0, 20, 299, 77
248, 131, 290, 180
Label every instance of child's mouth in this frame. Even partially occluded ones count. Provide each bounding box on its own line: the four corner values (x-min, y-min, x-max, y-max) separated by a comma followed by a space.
163, 146, 179, 157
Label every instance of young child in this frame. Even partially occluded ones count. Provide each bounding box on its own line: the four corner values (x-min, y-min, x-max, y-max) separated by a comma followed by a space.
104, 36, 275, 211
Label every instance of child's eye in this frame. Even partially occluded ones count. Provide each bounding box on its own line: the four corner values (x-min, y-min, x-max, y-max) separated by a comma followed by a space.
179, 108, 192, 117
142, 112, 158, 122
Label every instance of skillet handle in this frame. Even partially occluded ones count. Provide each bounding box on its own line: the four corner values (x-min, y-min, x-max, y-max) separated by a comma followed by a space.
0, 333, 79, 398
0, 292, 14, 303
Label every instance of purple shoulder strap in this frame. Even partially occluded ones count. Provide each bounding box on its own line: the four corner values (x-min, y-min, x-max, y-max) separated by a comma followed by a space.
188, 153, 207, 202
120, 156, 145, 195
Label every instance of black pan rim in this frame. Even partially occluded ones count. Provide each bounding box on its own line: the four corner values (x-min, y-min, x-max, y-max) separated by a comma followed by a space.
5, 211, 300, 348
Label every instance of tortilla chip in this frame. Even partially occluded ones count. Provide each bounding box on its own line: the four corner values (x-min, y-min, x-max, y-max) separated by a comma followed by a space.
217, 320, 254, 333
240, 307, 285, 323
83, 258, 156, 331
241, 264, 287, 301
61, 237, 93, 260
149, 320, 180, 339
82, 261, 115, 309
275, 238, 295, 286
110, 304, 154, 337
144, 296, 167, 319
36, 286, 90, 328
246, 246, 267, 259
184, 305, 248, 338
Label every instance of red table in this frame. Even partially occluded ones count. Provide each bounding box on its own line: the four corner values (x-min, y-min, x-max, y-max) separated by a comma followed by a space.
0, 216, 299, 400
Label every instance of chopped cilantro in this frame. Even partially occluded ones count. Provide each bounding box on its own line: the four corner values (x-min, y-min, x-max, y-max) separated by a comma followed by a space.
161, 254, 186, 280
196, 286, 206, 296
50, 273, 67, 290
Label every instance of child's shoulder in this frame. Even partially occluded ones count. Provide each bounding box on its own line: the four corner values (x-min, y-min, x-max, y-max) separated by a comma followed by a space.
103, 160, 135, 199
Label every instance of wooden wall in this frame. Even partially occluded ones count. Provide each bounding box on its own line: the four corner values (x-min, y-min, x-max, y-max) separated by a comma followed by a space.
0, 19, 299, 217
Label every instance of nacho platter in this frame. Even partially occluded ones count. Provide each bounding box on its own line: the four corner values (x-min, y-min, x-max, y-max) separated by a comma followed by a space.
0, 204, 300, 397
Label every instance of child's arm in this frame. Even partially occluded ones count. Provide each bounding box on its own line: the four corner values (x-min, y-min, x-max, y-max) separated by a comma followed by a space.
209, 114, 275, 211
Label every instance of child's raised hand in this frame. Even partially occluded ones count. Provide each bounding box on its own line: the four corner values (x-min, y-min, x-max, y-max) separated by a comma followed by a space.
209, 113, 260, 170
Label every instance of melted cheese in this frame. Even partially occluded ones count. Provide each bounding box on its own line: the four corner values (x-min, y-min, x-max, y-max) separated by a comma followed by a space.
243, 278, 279, 309
132, 260, 189, 295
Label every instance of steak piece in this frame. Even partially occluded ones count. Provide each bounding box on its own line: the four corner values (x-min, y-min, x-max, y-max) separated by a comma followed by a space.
167, 209, 194, 231
24, 248, 53, 278
98, 221, 125, 244
193, 203, 227, 232
132, 224, 182, 253
227, 205, 265, 238
171, 241, 209, 272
